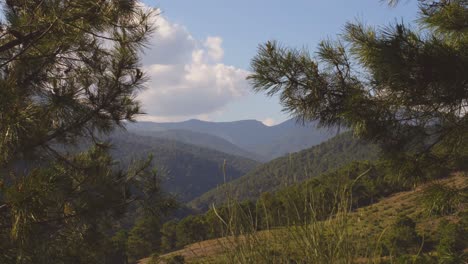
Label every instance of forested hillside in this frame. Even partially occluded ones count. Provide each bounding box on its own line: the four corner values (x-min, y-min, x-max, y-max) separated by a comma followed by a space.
142, 173, 467, 264
128, 128, 264, 161
109, 132, 260, 201
190, 132, 379, 209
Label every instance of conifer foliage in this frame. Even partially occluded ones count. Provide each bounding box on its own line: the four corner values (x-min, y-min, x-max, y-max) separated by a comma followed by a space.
0, 1, 167, 263
249, 0, 468, 178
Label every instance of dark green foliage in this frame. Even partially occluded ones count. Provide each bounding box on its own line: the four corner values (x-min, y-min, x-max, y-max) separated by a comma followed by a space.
0, 1, 177, 263
383, 216, 422, 257
160, 220, 178, 252
420, 183, 467, 216
436, 220, 467, 263
175, 215, 209, 248
0, 145, 162, 264
107, 230, 129, 264
166, 255, 185, 264
190, 132, 379, 209
158, 201, 259, 251
127, 217, 162, 263
248, 0, 468, 180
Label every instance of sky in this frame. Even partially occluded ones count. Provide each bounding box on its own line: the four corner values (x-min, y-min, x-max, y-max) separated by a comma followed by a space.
138, 0, 420, 126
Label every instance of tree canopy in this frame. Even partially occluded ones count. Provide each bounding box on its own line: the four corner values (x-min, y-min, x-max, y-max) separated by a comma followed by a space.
0, 1, 173, 263
248, 0, 467, 178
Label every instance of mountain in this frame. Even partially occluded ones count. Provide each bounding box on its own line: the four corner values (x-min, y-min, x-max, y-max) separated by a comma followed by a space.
127, 118, 335, 160
109, 132, 260, 202
252, 119, 338, 159
127, 119, 273, 149
189, 132, 380, 210
128, 128, 264, 161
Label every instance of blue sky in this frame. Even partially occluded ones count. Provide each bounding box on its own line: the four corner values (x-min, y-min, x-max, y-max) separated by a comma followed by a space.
139, 0, 419, 125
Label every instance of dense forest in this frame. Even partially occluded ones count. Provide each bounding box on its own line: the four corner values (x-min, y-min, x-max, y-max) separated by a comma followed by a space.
190, 132, 379, 209
109, 132, 260, 201
127, 128, 264, 162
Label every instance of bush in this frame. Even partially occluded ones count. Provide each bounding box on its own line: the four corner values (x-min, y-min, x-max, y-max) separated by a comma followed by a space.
383, 216, 422, 256
175, 215, 208, 247
436, 220, 467, 264
166, 255, 185, 264
147, 253, 161, 264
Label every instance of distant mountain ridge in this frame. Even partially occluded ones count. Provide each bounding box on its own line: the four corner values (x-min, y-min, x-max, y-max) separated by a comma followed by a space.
128, 128, 265, 161
109, 132, 260, 202
127, 118, 335, 160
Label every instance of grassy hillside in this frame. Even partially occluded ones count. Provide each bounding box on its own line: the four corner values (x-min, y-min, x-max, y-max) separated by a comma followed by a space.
190, 132, 379, 209
141, 173, 467, 264
110, 132, 260, 202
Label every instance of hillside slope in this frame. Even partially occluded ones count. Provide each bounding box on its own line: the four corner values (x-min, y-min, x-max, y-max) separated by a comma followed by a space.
140, 173, 467, 264
129, 128, 265, 161
109, 132, 260, 202
190, 132, 379, 210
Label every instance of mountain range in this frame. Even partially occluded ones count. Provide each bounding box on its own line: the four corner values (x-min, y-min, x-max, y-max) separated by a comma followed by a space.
106, 118, 343, 204
127, 118, 335, 161
109, 132, 259, 202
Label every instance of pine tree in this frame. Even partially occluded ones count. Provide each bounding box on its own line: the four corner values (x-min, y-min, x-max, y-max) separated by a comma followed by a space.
0, 1, 169, 263
248, 0, 467, 179
127, 217, 161, 263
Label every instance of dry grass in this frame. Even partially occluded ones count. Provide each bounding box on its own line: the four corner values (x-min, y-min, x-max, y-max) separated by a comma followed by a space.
139, 173, 467, 264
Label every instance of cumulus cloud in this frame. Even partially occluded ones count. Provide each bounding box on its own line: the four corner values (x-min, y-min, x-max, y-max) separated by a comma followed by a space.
204, 37, 224, 62
138, 11, 250, 121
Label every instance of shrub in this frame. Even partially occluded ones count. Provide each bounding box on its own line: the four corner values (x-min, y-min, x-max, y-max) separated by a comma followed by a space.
383, 215, 422, 257
147, 253, 161, 264
436, 220, 467, 264
167, 255, 185, 264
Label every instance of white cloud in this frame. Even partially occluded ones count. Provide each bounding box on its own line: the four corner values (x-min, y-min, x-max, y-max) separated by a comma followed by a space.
138, 11, 250, 121
204, 36, 224, 62
262, 118, 277, 126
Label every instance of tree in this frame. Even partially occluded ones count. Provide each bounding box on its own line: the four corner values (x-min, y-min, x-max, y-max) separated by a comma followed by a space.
175, 215, 208, 247
127, 217, 162, 263
160, 220, 178, 252
0, 1, 167, 263
248, 0, 467, 179
108, 230, 129, 264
